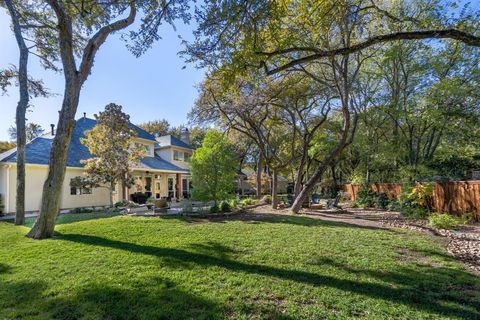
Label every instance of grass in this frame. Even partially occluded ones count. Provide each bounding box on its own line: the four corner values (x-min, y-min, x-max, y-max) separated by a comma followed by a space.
0, 212, 479, 319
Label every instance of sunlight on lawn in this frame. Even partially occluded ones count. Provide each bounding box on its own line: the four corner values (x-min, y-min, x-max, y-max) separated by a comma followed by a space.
0, 213, 478, 319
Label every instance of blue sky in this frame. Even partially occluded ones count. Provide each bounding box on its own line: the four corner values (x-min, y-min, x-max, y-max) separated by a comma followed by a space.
0, 9, 205, 141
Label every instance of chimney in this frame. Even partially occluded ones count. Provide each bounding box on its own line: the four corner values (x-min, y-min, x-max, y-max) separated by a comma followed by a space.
180, 128, 190, 144
83, 112, 86, 118
50, 124, 55, 136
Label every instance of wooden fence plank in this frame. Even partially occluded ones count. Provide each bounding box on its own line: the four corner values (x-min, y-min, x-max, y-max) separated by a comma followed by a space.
342, 181, 480, 221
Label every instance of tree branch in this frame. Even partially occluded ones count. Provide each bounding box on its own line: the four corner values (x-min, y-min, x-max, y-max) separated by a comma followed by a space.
260, 29, 480, 75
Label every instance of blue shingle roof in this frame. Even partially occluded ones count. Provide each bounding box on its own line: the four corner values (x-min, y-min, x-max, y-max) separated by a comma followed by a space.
170, 136, 194, 149
139, 155, 189, 172
0, 117, 186, 172
1, 138, 53, 166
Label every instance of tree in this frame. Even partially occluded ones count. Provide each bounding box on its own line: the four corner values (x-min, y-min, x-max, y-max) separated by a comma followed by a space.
8, 123, 44, 142
0, 141, 16, 153
139, 119, 171, 137
2, 0, 50, 225
187, 0, 480, 213
21, 0, 190, 239
190, 130, 238, 204
79, 103, 145, 208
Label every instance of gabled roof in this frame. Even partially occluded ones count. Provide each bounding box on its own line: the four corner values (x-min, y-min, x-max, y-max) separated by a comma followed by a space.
155, 135, 194, 150
0, 117, 187, 172
138, 155, 189, 172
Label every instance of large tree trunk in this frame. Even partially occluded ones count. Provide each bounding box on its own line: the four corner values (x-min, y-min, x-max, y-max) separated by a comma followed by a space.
294, 150, 307, 197
5, 0, 29, 226
271, 168, 278, 209
256, 154, 262, 197
26, 1, 136, 239
27, 80, 81, 239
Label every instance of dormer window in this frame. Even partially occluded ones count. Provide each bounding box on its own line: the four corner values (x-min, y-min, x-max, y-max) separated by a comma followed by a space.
173, 150, 181, 161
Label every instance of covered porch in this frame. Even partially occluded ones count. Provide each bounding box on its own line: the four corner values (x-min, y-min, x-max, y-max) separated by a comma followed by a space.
117, 170, 191, 204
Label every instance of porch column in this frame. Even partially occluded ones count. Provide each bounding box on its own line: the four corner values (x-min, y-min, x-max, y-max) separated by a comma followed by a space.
176, 173, 182, 199
122, 180, 127, 201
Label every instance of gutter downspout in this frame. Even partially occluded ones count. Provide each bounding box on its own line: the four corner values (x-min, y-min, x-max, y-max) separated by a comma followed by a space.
5, 165, 11, 214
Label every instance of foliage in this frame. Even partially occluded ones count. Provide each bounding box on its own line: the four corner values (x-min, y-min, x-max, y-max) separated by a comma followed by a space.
0, 141, 15, 153
114, 200, 129, 208
8, 122, 44, 142
356, 186, 377, 208
247, 173, 271, 195
209, 203, 219, 214
138, 119, 171, 137
240, 197, 257, 206
376, 192, 390, 210
401, 184, 434, 212
400, 205, 430, 220
261, 195, 272, 205
428, 213, 462, 230
190, 130, 238, 203
219, 201, 231, 213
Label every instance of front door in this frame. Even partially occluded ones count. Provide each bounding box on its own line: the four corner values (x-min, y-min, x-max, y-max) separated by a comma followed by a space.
168, 177, 174, 199
182, 178, 189, 198
145, 177, 152, 197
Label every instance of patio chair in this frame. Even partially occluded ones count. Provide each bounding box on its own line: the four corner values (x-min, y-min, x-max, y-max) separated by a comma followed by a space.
326, 192, 342, 209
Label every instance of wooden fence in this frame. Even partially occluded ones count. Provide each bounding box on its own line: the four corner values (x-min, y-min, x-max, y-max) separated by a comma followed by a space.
343, 181, 480, 221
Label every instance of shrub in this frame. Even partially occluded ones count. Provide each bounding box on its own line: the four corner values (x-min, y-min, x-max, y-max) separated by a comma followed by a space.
460, 212, 475, 224
375, 192, 390, 210
428, 213, 462, 230
70, 207, 93, 214
114, 200, 129, 208
210, 204, 219, 214
240, 198, 256, 206
220, 201, 231, 212
401, 183, 434, 211
400, 205, 429, 219
181, 200, 193, 213
356, 186, 377, 208
386, 200, 401, 211
261, 195, 272, 204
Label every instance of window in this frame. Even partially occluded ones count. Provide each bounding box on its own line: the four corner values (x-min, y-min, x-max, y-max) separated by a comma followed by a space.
135, 142, 153, 156
184, 152, 191, 162
174, 150, 181, 161
70, 178, 92, 196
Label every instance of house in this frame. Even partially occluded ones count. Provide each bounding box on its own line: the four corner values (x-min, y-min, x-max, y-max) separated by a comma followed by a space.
0, 115, 194, 214
239, 168, 289, 195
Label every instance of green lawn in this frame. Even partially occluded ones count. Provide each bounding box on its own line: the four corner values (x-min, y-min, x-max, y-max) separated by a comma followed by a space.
0, 213, 478, 319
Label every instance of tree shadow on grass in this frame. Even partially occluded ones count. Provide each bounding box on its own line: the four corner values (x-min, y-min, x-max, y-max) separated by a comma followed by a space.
0, 271, 293, 320
59, 233, 480, 319
3, 212, 121, 228
0, 263, 12, 274
48, 277, 226, 320
161, 212, 399, 233
0, 277, 48, 319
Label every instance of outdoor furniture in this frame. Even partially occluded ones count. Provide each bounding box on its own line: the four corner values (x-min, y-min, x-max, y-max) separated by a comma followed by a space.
326, 192, 342, 209
130, 192, 149, 204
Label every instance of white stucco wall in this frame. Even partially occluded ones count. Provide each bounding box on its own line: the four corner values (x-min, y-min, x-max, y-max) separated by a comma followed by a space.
2, 164, 111, 213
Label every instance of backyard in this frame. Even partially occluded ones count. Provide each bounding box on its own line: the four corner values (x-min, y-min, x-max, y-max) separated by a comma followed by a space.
0, 210, 479, 319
